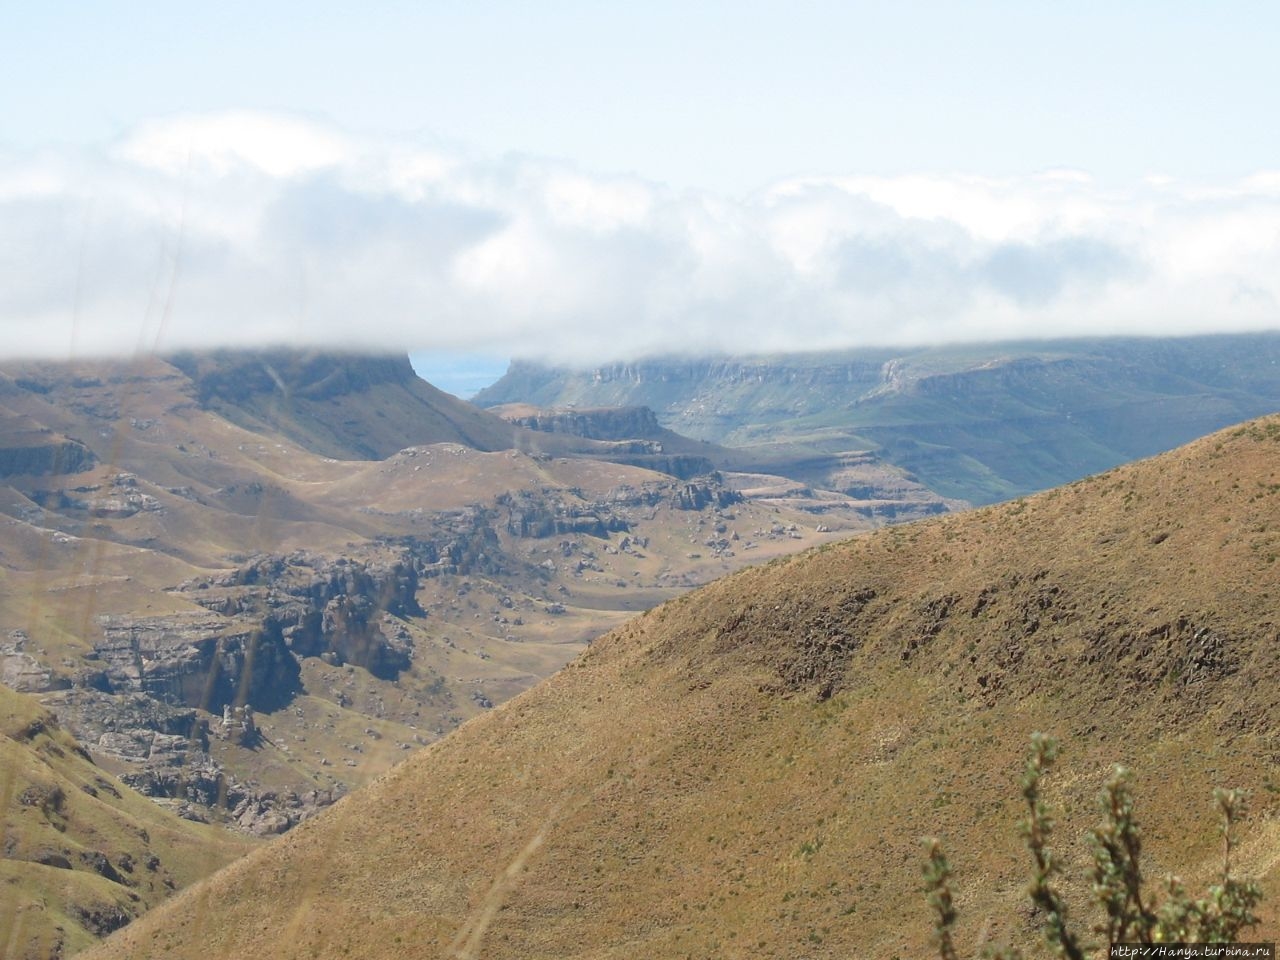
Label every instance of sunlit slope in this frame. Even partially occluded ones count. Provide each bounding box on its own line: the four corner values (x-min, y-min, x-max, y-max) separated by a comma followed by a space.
0, 687, 251, 960
86, 417, 1280, 958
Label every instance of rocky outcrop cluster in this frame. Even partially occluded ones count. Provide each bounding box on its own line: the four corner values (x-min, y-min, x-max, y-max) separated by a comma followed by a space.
88, 613, 301, 712
32, 548, 429, 832
121, 761, 343, 836
498, 477, 742, 540
42, 688, 343, 835
175, 549, 422, 684
1, 630, 71, 693
29, 471, 165, 518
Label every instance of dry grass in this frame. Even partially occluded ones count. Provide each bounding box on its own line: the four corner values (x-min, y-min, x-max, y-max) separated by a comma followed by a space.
80, 415, 1280, 958
0, 353, 877, 951
0, 687, 252, 959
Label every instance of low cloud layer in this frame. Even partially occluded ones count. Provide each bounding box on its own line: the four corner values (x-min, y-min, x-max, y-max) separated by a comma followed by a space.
3, 111, 1279, 364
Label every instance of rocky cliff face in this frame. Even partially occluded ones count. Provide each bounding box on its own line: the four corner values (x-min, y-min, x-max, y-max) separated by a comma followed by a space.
174, 550, 423, 684
477, 356, 894, 412
0, 411, 97, 477
170, 350, 424, 407
89, 614, 300, 712
508, 405, 669, 441
42, 547, 432, 834
504, 405, 722, 479
1, 631, 73, 693
497, 477, 743, 540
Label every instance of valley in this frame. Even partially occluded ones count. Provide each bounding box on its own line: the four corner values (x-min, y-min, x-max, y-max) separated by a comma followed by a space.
0, 341, 1276, 955
82, 414, 1280, 958
0, 347, 949, 953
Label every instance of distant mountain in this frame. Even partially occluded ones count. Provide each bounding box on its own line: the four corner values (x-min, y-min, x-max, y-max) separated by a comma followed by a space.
167, 350, 519, 459
85, 415, 1280, 958
476, 332, 1280, 503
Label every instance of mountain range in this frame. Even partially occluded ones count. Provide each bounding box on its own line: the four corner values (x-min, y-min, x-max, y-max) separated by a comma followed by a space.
0, 347, 938, 953
476, 332, 1280, 504
82, 414, 1280, 958
1, 339, 1278, 955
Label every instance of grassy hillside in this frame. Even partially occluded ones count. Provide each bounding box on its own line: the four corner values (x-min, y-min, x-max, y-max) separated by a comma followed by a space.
85, 415, 1280, 959
0, 686, 251, 959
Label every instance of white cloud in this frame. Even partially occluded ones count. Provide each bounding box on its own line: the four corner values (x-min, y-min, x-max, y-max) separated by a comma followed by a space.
1, 110, 1278, 364
114, 111, 353, 178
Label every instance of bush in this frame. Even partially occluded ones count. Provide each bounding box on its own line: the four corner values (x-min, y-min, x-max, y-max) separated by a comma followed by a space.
923, 733, 1263, 958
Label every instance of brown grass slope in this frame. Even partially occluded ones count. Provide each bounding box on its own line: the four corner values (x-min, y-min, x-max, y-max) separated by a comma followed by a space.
0, 687, 252, 959
88, 416, 1280, 959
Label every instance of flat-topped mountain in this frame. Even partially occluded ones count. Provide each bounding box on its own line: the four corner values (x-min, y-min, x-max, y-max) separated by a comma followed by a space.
476, 332, 1280, 503
86, 415, 1280, 959
167, 351, 519, 460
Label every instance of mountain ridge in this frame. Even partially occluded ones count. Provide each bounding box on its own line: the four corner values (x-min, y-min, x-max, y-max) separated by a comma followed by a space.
84, 413, 1280, 959
475, 332, 1280, 503
0, 346, 910, 902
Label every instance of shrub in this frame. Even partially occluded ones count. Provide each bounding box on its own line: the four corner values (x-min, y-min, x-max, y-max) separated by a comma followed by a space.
923, 733, 1263, 958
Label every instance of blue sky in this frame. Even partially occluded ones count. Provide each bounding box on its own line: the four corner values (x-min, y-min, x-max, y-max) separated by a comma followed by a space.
9, 2, 1280, 190
3, 2, 1280, 392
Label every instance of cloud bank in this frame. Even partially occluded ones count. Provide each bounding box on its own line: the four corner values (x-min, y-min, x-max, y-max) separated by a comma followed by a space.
2, 111, 1278, 363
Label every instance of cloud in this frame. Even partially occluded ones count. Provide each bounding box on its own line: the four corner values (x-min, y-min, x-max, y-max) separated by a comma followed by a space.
980, 236, 1137, 306
1, 110, 1278, 364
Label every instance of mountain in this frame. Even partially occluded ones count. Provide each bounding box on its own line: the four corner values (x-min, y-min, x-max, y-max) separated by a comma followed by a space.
0, 348, 916, 947
84, 415, 1280, 959
0, 685, 251, 959
487, 401, 954, 519
0, 348, 918, 865
166, 350, 519, 460
475, 332, 1280, 504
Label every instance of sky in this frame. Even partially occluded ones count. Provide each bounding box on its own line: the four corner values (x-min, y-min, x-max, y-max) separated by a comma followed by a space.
3, 2, 1280, 394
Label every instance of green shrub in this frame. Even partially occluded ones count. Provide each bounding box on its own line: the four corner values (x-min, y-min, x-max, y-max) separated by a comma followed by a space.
924, 733, 1263, 958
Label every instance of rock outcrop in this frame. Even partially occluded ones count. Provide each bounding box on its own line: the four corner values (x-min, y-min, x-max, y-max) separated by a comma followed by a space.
506, 405, 719, 478
0, 410, 96, 477
178, 550, 421, 680
497, 477, 742, 540
507, 406, 668, 442
33, 546, 433, 832
89, 614, 301, 712
1, 631, 72, 693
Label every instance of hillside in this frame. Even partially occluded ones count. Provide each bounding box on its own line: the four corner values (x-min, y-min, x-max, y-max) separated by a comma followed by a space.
0, 685, 251, 959
475, 332, 1280, 504
0, 348, 928, 864
85, 415, 1280, 959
